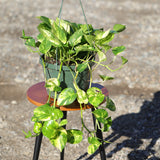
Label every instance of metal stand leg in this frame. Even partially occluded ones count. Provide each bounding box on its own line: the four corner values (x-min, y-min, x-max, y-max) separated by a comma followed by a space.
91, 108, 106, 160
60, 111, 67, 160
33, 132, 43, 160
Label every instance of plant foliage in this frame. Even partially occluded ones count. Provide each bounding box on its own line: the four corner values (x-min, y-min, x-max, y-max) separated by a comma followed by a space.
21, 16, 127, 154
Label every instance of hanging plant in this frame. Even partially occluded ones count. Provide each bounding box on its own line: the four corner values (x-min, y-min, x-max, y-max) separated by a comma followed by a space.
21, 14, 127, 154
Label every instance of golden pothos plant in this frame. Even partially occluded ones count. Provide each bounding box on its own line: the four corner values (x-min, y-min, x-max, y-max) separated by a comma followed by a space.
21, 16, 127, 154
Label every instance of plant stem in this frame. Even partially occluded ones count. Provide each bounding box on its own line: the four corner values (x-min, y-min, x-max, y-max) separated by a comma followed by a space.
80, 103, 91, 134
52, 61, 63, 108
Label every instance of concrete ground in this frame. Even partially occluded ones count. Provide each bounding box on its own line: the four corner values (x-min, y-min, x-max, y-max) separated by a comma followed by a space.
0, 0, 160, 159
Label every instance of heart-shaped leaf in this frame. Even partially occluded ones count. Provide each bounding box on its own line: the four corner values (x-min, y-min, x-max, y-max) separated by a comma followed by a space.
59, 119, 68, 127
25, 38, 36, 47
51, 109, 63, 120
76, 61, 88, 73
87, 87, 105, 107
112, 46, 126, 55
88, 144, 100, 155
53, 22, 67, 44
88, 136, 101, 145
84, 35, 94, 45
113, 24, 126, 33
57, 88, 77, 106
102, 117, 112, 132
92, 109, 108, 123
33, 104, 52, 121
50, 128, 67, 152
56, 18, 71, 34
106, 97, 116, 111
33, 122, 42, 134
37, 16, 52, 28
38, 23, 61, 47
67, 129, 83, 144
95, 29, 110, 40
77, 89, 88, 104
42, 120, 59, 138
121, 56, 128, 65
68, 29, 83, 46
97, 50, 107, 62
39, 38, 52, 54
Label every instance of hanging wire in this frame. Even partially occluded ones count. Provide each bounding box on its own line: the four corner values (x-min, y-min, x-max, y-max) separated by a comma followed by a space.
58, 0, 64, 23
56, 0, 89, 69
56, 0, 64, 70
79, 0, 90, 33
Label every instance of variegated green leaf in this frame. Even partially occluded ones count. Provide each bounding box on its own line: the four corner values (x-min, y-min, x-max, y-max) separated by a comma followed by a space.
50, 128, 67, 152
45, 78, 60, 92
57, 88, 77, 106
33, 103, 52, 121
77, 89, 88, 104
87, 87, 105, 107
33, 122, 42, 134
68, 29, 83, 46
67, 129, 83, 144
42, 120, 59, 138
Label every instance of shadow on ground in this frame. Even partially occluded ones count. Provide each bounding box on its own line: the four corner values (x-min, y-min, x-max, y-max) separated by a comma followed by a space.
77, 91, 160, 160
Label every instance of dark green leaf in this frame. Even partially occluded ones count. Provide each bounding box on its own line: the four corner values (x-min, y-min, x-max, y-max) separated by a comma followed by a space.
112, 46, 126, 55
99, 75, 114, 81
76, 61, 88, 73
102, 117, 112, 132
50, 128, 67, 152
121, 56, 128, 65
87, 87, 105, 107
37, 16, 52, 28
106, 97, 116, 111
42, 120, 59, 138
25, 38, 36, 47
57, 88, 77, 106
113, 24, 126, 33
67, 129, 83, 144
